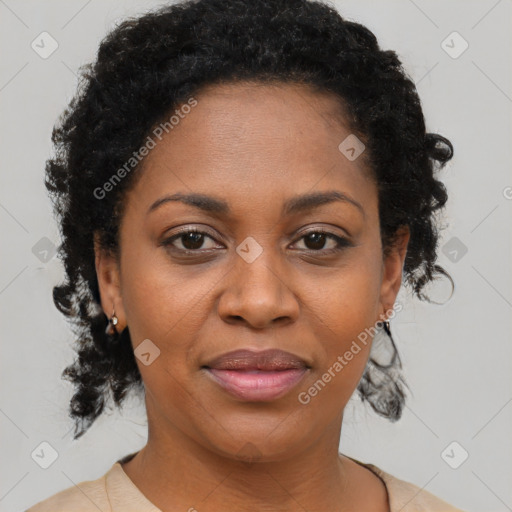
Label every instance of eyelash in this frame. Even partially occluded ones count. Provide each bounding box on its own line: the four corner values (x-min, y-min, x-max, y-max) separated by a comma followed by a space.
161, 227, 352, 256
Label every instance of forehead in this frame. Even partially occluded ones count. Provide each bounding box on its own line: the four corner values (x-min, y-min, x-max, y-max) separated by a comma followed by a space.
124, 81, 376, 219
190, 80, 351, 129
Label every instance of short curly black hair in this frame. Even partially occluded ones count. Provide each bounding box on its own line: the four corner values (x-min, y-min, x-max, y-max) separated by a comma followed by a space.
45, 0, 454, 440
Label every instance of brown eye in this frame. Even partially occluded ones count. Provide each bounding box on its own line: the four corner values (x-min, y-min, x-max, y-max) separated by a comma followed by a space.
180, 231, 206, 250
162, 228, 220, 252
303, 232, 329, 250
293, 230, 351, 253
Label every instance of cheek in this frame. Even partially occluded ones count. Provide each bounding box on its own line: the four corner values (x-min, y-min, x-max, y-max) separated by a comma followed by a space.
300, 254, 382, 399
307, 253, 382, 341
119, 241, 229, 399
120, 239, 212, 342
118, 257, 203, 411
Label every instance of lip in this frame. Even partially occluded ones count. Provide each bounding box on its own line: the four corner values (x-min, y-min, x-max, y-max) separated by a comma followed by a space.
202, 349, 310, 401
205, 368, 308, 401
204, 348, 309, 371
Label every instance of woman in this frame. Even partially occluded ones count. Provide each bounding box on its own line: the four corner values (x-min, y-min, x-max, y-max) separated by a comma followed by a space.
26, 0, 465, 510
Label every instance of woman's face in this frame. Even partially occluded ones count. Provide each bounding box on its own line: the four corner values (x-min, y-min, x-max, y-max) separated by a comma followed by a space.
96, 82, 409, 461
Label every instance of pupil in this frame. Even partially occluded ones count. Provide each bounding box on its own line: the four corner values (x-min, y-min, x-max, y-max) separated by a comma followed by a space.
183, 232, 203, 250
306, 233, 326, 250
180, 232, 328, 251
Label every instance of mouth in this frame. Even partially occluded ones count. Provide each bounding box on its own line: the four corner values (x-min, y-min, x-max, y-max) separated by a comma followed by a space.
202, 349, 310, 401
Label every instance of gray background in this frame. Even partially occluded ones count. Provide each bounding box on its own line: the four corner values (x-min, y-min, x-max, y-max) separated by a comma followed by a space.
1, 1, 511, 511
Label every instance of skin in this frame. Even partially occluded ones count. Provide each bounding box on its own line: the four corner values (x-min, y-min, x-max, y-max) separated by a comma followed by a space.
94, 81, 409, 512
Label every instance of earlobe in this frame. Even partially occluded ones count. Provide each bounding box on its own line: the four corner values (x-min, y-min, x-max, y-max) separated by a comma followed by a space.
93, 232, 126, 330
379, 225, 410, 321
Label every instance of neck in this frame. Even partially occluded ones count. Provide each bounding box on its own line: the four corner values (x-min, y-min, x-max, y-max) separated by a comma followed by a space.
121, 419, 369, 511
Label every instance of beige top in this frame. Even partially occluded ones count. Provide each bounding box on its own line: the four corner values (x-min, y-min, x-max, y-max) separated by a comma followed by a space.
25, 453, 465, 512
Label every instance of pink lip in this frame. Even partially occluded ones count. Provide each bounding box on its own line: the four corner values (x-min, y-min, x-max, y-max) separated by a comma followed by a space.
205, 368, 308, 401
202, 348, 310, 401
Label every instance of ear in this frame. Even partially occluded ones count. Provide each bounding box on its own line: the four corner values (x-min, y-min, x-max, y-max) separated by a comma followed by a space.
378, 225, 410, 322
93, 232, 126, 331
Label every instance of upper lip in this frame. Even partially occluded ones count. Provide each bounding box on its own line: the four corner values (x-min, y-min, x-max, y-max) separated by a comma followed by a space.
203, 349, 309, 371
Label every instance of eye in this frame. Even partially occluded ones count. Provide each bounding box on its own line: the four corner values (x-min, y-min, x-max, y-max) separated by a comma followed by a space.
291, 229, 352, 254
161, 226, 352, 256
161, 228, 222, 253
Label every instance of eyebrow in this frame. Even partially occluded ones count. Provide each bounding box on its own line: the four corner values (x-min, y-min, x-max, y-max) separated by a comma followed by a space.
147, 190, 365, 218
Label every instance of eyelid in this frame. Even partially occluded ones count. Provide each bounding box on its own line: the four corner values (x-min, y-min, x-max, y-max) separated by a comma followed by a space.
161, 225, 224, 248
162, 224, 349, 242
161, 224, 352, 256
290, 227, 352, 251
294, 225, 350, 238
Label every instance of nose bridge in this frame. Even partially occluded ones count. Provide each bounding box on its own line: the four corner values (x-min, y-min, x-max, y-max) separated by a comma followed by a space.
218, 235, 298, 328
239, 239, 281, 289
236, 234, 285, 298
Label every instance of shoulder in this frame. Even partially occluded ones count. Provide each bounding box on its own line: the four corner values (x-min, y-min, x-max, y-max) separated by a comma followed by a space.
362, 461, 466, 512
24, 469, 110, 512
25, 457, 159, 512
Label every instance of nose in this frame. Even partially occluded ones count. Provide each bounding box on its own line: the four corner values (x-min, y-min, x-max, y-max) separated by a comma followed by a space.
217, 248, 300, 330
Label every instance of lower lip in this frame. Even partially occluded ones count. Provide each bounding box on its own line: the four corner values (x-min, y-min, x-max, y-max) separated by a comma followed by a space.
205, 368, 308, 401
